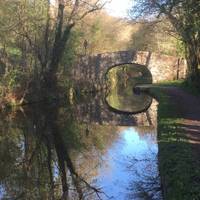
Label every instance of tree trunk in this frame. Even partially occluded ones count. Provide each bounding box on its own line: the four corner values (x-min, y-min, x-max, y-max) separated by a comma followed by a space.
185, 40, 200, 88
42, 3, 74, 96
48, 24, 74, 75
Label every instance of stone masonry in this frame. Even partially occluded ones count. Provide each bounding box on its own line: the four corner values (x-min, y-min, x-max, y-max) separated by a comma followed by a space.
73, 50, 187, 86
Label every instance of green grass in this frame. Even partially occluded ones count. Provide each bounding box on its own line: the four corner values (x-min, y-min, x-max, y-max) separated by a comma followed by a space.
153, 79, 200, 96
153, 80, 184, 87
0, 46, 22, 57
150, 86, 200, 200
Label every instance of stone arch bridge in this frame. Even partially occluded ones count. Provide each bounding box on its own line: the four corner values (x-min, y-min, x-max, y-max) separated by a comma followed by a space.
72, 50, 186, 88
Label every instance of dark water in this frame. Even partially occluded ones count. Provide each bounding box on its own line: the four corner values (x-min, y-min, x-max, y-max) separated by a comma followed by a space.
0, 64, 162, 200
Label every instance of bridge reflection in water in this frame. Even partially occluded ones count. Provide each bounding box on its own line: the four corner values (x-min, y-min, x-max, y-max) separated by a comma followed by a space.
75, 93, 158, 127
0, 65, 162, 199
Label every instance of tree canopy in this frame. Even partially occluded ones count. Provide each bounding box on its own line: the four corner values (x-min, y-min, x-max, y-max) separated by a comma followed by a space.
131, 0, 200, 87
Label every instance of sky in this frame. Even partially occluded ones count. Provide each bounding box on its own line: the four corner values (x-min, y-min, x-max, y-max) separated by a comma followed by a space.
50, 0, 133, 18
105, 0, 133, 18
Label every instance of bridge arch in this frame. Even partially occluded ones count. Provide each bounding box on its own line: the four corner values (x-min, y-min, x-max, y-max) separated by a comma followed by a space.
104, 62, 152, 82
104, 63, 153, 114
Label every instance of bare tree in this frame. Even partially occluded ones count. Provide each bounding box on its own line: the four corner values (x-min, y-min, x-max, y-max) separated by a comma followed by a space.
41, 0, 107, 91
1, 0, 107, 95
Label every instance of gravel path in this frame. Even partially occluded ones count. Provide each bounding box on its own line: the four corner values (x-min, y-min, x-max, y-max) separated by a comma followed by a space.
163, 87, 200, 144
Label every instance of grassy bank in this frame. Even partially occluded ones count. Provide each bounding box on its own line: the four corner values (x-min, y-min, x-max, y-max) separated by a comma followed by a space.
154, 79, 200, 96
150, 84, 200, 200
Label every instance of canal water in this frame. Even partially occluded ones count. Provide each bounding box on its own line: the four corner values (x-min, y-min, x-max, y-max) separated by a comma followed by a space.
0, 64, 162, 200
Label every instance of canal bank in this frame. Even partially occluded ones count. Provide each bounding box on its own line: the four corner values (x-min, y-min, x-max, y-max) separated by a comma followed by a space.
150, 84, 200, 200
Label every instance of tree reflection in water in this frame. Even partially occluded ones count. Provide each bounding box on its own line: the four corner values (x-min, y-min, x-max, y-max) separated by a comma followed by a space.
0, 71, 161, 200
126, 155, 162, 200
125, 127, 162, 200
0, 104, 118, 200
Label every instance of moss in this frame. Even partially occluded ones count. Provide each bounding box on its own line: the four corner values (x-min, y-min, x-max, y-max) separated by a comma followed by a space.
150, 86, 200, 200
